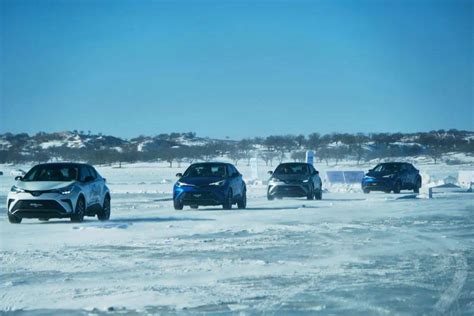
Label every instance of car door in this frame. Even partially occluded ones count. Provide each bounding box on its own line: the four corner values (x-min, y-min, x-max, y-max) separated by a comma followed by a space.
400, 164, 411, 188
92, 167, 106, 204
233, 165, 245, 197
228, 165, 242, 198
406, 164, 417, 186
87, 166, 101, 205
309, 165, 321, 190
79, 166, 94, 207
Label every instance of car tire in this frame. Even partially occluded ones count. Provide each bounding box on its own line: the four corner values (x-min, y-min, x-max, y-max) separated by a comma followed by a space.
363, 188, 370, 194
97, 196, 111, 221
414, 177, 421, 193
307, 185, 314, 200
71, 197, 85, 223
173, 199, 184, 210
393, 181, 401, 194
237, 190, 247, 209
315, 189, 323, 200
190, 205, 199, 209
267, 194, 274, 201
8, 213, 22, 224
38, 218, 49, 222
222, 190, 233, 210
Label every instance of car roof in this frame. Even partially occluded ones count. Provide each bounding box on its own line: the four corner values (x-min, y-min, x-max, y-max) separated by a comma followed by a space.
190, 162, 230, 166
34, 162, 90, 167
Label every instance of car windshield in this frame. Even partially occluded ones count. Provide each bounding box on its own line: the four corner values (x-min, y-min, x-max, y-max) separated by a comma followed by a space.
274, 164, 309, 175
373, 163, 402, 173
22, 164, 80, 182
183, 164, 227, 178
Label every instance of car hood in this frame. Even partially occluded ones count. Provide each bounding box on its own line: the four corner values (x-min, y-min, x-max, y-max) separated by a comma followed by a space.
178, 176, 224, 186
15, 181, 75, 191
272, 174, 309, 181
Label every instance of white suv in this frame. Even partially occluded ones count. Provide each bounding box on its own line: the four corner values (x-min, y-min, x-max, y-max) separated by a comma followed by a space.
7, 163, 111, 223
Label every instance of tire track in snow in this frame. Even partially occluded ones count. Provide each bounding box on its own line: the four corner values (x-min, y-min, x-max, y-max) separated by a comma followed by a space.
433, 254, 468, 313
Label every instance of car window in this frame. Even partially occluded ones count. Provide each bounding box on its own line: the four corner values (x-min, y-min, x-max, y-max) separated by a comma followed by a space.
184, 164, 227, 177
274, 164, 309, 175
374, 164, 401, 173
87, 166, 98, 180
228, 165, 238, 176
233, 166, 240, 176
80, 166, 91, 182
22, 165, 79, 182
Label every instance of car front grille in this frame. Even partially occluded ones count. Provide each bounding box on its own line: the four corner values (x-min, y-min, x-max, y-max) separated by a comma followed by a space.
11, 200, 67, 212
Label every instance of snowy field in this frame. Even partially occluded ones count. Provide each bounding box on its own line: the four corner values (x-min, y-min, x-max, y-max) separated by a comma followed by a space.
0, 160, 473, 315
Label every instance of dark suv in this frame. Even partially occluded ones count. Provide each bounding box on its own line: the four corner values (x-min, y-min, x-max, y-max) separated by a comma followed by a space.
361, 162, 422, 194
173, 162, 246, 210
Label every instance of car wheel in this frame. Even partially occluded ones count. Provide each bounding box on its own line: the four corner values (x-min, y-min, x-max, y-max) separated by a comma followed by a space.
393, 181, 401, 194
267, 194, 274, 201
190, 205, 199, 209
363, 188, 370, 194
8, 213, 22, 224
315, 189, 323, 200
222, 190, 233, 210
237, 190, 247, 209
307, 185, 314, 200
38, 218, 49, 222
173, 199, 183, 210
71, 197, 85, 223
414, 178, 421, 193
97, 196, 111, 221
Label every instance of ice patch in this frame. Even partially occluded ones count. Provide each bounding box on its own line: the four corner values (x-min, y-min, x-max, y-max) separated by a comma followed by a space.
73, 222, 132, 230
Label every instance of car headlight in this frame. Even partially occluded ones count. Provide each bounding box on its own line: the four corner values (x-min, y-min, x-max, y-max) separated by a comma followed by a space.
10, 185, 25, 193
176, 181, 193, 187
53, 184, 75, 195
209, 180, 226, 186
364, 176, 374, 180
302, 179, 310, 183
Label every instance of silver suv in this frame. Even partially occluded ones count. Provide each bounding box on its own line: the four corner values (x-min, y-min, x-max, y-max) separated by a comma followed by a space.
267, 162, 322, 200
7, 163, 111, 223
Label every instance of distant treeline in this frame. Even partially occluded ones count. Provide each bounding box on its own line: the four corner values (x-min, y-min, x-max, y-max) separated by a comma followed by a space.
0, 129, 472, 166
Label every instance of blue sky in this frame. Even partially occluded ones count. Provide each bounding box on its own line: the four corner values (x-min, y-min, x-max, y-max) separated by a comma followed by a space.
0, 0, 472, 139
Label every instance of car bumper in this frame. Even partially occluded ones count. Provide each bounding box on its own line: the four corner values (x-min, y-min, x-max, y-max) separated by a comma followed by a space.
268, 183, 310, 197
174, 186, 227, 206
361, 178, 394, 191
7, 192, 76, 219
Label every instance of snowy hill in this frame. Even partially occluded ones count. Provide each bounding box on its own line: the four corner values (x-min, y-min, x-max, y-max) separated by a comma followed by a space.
0, 130, 472, 165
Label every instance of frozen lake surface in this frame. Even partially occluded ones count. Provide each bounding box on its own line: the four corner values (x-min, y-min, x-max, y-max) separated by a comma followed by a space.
0, 163, 473, 315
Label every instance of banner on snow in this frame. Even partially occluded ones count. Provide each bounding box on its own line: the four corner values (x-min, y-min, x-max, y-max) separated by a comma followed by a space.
326, 171, 365, 184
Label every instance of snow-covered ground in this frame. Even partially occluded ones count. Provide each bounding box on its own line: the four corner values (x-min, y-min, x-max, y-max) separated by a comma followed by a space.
0, 161, 473, 315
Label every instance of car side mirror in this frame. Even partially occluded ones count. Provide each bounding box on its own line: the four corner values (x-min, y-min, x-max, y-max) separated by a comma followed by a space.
176, 173, 183, 178
268, 171, 273, 175
314, 170, 319, 175
103, 178, 107, 183
15, 176, 22, 181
